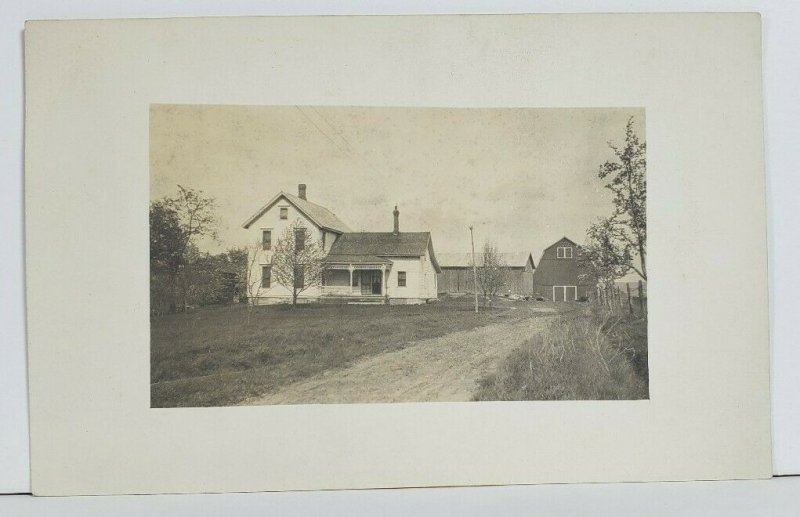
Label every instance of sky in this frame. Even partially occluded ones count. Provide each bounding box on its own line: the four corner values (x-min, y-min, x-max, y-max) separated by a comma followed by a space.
150, 105, 644, 261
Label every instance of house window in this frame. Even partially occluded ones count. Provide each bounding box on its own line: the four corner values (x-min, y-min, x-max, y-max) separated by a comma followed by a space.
294, 265, 305, 289
261, 265, 271, 288
280, 207, 288, 219
397, 271, 407, 287
557, 246, 573, 259
261, 229, 272, 250
294, 227, 306, 251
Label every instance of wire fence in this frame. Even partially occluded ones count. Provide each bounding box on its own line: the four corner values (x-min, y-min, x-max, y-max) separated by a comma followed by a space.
588, 280, 647, 317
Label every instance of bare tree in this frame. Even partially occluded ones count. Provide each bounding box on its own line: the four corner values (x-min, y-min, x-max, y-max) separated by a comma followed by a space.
270, 220, 326, 307
475, 241, 507, 306
592, 116, 647, 281
241, 240, 266, 314
172, 185, 218, 309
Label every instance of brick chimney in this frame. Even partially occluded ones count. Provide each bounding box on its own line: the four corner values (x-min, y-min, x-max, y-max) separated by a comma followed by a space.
393, 205, 400, 235
298, 184, 307, 200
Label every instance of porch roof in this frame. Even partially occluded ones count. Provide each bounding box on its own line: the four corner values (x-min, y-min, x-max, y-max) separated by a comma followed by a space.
323, 254, 393, 265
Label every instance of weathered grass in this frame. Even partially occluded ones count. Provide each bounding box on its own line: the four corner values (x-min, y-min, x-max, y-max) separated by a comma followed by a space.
473, 305, 648, 400
151, 297, 525, 407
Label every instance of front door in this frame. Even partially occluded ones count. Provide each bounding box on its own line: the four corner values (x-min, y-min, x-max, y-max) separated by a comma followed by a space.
360, 271, 382, 295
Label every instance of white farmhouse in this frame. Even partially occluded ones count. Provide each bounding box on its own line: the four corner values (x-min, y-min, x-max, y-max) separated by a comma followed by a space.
242, 184, 441, 305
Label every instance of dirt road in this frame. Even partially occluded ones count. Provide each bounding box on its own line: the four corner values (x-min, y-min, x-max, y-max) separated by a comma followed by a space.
241, 307, 555, 405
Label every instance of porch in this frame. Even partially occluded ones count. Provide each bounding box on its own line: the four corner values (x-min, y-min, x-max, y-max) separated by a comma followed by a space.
320, 260, 391, 299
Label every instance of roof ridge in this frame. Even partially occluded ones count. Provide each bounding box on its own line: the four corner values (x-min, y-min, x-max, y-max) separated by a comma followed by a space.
343, 231, 430, 234
243, 190, 351, 233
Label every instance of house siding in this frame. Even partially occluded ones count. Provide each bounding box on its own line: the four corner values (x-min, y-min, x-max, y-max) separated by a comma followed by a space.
244, 194, 438, 305
421, 247, 438, 299
383, 257, 422, 303
246, 197, 325, 304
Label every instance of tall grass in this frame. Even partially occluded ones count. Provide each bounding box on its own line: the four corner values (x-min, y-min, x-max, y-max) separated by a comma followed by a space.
473, 304, 648, 400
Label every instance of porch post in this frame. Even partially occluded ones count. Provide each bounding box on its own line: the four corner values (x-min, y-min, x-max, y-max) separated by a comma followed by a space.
348, 265, 354, 294
381, 264, 386, 296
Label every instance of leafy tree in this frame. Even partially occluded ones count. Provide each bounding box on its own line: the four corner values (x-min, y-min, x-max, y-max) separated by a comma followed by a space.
270, 220, 326, 306
182, 249, 244, 307
475, 241, 507, 305
580, 220, 631, 290
149, 200, 183, 275
223, 246, 249, 303
590, 116, 647, 281
149, 185, 218, 313
150, 200, 184, 314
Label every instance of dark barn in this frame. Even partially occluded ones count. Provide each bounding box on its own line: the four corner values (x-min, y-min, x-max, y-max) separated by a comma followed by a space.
436, 252, 535, 296
532, 237, 593, 301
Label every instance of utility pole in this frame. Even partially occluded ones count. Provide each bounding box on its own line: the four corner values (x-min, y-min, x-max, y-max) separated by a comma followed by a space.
469, 225, 478, 313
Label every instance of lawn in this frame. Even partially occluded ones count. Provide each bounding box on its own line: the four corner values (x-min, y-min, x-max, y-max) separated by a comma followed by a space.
151, 296, 528, 407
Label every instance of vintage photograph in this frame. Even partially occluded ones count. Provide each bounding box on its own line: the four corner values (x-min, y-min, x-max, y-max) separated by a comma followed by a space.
150, 105, 648, 407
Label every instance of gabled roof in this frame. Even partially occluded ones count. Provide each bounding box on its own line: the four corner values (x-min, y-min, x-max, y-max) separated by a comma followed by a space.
327, 232, 442, 273
544, 236, 578, 250
241, 192, 352, 233
532, 237, 590, 287
437, 252, 535, 269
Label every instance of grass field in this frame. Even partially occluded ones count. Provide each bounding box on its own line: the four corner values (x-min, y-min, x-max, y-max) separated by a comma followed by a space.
151, 297, 529, 407
472, 304, 649, 401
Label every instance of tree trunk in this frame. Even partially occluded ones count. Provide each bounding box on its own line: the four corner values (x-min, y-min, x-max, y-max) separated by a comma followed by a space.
638, 280, 645, 315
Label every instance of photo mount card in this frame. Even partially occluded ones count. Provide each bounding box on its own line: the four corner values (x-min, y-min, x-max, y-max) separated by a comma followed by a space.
24, 14, 771, 495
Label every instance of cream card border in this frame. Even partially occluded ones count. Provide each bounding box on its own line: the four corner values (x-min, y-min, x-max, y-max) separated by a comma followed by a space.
25, 14, 770, 495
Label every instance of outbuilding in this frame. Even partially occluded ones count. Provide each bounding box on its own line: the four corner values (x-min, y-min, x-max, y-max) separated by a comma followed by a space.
436, 252, 535, 296
532, 237, 593, 301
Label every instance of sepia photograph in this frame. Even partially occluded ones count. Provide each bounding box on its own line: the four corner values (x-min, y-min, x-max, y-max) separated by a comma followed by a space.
22, 13, 774, 497
149, 105, 648, 407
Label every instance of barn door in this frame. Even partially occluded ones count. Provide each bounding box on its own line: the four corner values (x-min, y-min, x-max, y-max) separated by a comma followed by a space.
553, 286, 565, 302
565, 286, 577, 301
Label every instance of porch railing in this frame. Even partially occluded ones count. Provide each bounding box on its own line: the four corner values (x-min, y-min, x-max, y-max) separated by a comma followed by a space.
319, 285, 383, 297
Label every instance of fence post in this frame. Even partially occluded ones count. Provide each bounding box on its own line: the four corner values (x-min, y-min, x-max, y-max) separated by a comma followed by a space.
626, 282, 634, 315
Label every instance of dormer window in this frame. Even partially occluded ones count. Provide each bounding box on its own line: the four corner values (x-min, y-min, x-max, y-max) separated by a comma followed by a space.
557, 246, 573, 259
280, 207, 288, 219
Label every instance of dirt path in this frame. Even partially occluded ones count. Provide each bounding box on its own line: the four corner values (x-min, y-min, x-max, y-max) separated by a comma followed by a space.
241, 307, 555, 405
